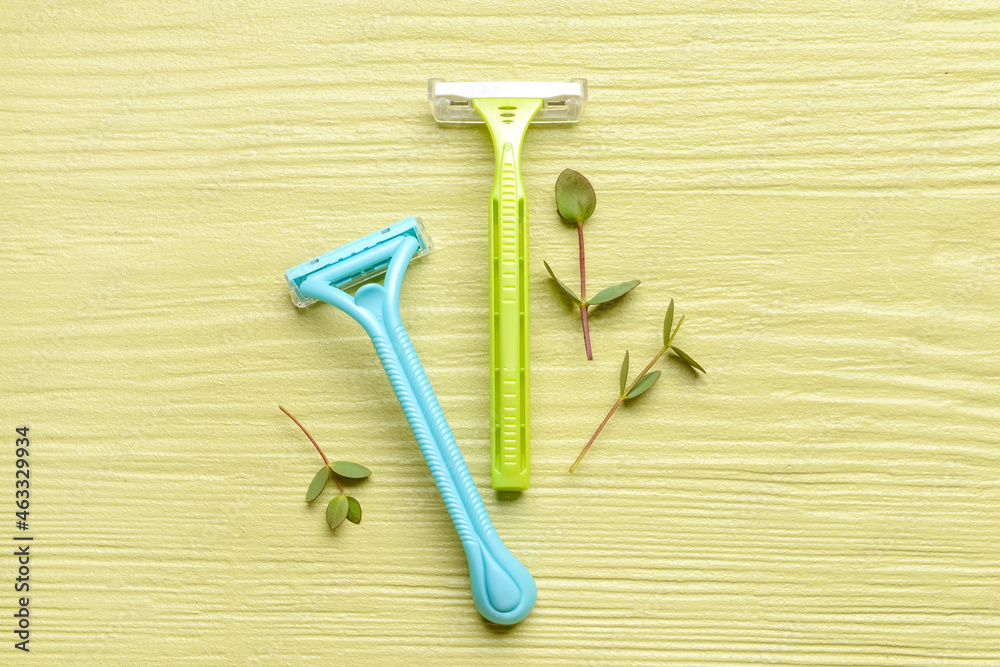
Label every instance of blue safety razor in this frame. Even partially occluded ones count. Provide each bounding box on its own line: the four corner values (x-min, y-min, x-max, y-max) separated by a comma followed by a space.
285, 216, 537, 625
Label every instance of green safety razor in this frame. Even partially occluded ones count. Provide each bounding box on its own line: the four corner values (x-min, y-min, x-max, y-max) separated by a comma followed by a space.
428, 79, 588, 491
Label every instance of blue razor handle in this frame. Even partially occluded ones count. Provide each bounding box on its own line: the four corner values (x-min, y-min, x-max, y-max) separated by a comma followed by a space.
292, 223, 537, 625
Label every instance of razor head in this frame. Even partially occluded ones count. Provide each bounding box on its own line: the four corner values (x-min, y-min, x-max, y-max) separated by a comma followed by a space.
428, 79, 587, 124
285, 216, 433, 308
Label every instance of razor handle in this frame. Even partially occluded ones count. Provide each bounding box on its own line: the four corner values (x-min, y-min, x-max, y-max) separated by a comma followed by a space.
300, 236, 537, 625
474, 97, 544, 492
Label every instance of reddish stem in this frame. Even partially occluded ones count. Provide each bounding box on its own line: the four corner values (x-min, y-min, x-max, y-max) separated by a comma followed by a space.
570, 396, 622, 473
280, 405, 330, 467
578, 222, 593, 361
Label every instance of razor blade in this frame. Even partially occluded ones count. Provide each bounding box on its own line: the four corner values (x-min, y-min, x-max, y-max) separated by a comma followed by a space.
428, 79, 587, 124
285, 216, 433, 308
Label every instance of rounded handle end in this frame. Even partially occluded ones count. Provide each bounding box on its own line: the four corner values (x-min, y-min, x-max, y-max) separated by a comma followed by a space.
467, 535, 537, 625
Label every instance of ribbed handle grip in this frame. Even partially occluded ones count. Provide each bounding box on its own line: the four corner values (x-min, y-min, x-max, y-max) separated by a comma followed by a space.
372, 310, 536, 625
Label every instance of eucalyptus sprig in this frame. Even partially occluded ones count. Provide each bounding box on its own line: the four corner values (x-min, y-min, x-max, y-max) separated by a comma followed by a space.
280, 406, 371, 529
545, 168, 640, 361
569, 299, 706, 473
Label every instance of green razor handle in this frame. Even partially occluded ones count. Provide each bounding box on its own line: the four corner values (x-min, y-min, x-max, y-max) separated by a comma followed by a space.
474, 98, 543, 492
429, 78, 588, 491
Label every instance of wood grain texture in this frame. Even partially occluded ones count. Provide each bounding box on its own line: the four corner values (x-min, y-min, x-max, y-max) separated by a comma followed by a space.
2, 1, 999, 664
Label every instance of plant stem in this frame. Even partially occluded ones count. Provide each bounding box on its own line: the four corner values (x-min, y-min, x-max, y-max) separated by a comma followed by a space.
570, 396, 622, 473
280, 405, 330, 467
632, 345, 668, 387
570, 340, 675, 473
577, 221, 593, 361
569, 306, 691, 473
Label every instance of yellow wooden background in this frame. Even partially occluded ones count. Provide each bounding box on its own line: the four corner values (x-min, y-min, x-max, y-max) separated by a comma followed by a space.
3, 1, 999, 664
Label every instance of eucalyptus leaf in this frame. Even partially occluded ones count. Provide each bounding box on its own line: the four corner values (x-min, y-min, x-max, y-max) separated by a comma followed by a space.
619, 351, 629, 396
332, 461, 372, 480
543, 261, 581, 304
671, 346, 706, 373
346, 496, 362, 524
326, 495, 350, 529
662, 299, 675, 346
306, 466, 330, 502
588, 280, 640, 306
625, 371, 661, 399
555, 168, 596, 224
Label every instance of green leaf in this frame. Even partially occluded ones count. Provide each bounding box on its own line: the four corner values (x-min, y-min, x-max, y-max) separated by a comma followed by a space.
662, 299, 674, 346
619, 351, 629, 396
331, 461, 372, 480
625, 371, 661, 399
555, 168, 596, 224
671, 346, 706, 373
306, 466, 330, 502
326, 495, 350, 529
543, 261, 581, 304
588, 280, 640, 306
346, 496, 362, 524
